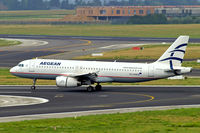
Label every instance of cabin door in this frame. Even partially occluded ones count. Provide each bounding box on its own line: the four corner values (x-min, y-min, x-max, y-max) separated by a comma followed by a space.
75, 66, 82, 73
29, 60, 35, 72
148, 65, 154, 77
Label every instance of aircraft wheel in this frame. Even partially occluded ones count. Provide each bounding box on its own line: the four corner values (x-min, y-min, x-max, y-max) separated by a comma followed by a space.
31, 86, 36, 90
95, 85, 102, 91
87, 86, 94, 92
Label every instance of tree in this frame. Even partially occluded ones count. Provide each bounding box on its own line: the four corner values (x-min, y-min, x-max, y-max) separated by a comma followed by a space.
61, 0, 69, 9
19, 0, 46, 10
127, 14, 168, 24
50, 0, 60, 8
2, 0, 20, 10
92, 0, 102, 6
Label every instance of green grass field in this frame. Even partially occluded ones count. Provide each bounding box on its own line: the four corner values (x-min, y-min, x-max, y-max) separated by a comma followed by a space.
0, 10, 74, 21
0, 24, 200, 38
75, 44, 200, 60
1, 108, 200, 132
0, 39, 21, 47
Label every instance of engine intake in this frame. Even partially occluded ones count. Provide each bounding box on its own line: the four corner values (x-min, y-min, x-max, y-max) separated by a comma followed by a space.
56, 76, 81, 87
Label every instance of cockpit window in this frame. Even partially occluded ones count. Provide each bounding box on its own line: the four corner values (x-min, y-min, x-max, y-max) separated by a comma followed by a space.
18, 64, 24, 67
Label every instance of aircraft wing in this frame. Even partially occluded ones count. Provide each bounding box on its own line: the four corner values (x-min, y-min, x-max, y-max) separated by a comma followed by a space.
62, 72, 99, 82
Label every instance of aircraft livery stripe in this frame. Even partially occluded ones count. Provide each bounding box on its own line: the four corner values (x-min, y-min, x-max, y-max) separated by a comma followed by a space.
169, 49, 185, 54
10, 72, 155, 79
159, 57, 183, 63
175, 43, 187, 49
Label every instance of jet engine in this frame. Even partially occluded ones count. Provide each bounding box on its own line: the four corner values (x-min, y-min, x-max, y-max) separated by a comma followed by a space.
56, 76, 81, 87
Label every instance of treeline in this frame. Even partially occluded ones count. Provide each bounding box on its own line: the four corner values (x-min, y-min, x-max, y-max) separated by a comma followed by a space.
0, 0, 200, 11
112, 14, 200, 24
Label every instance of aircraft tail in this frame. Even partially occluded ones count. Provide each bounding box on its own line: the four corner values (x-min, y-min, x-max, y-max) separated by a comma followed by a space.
156, 36, 189, 69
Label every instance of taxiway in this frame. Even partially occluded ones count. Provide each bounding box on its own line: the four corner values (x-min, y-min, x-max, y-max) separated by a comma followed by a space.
0, 86, 200, 118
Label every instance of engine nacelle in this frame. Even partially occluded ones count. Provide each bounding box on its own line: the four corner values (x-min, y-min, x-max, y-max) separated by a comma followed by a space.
56, 76, 81, 87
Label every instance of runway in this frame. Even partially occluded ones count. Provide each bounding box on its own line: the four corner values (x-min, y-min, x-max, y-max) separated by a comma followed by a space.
1, 34, 200, 42
0, 86, 200, 118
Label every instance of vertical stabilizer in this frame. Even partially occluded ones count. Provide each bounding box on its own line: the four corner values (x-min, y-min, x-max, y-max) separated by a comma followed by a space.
156, 36, 189, 69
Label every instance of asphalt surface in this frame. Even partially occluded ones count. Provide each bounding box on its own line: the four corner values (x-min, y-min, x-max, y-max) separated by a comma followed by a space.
1, 34, 200, 67
0, 86, 200, 117
1, 35, 138, 67
1, 34, 200, 42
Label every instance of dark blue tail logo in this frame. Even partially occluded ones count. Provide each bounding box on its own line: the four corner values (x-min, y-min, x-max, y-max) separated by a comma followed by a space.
159, 43, 187, 70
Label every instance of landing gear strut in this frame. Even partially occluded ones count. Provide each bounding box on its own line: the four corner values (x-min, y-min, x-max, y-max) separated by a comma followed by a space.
31, 78, 37, 90
95, 83, 102, 91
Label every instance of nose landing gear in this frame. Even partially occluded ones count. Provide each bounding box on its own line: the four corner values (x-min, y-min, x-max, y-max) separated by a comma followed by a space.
31, 78, 37, 90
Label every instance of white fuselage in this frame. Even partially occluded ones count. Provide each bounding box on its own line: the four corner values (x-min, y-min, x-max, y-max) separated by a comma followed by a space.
10, 59, 179, 83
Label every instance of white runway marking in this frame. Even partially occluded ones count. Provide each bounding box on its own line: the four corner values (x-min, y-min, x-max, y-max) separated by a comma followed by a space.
99, 44, 145, 49
0, 95, 49, 108
0, 38, 48, 46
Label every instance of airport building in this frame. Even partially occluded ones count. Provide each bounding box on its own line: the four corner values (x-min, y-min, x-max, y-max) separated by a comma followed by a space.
76, 6, 200, 21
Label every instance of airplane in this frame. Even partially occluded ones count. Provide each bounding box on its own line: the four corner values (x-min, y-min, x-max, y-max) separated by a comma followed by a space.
10, 36, 192, 92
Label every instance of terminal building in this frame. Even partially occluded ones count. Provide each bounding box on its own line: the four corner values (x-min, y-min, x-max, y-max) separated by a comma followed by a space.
76, 6, 200, 21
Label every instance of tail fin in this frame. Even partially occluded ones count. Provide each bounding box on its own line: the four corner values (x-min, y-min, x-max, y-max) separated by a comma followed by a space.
156, 36, 189, 69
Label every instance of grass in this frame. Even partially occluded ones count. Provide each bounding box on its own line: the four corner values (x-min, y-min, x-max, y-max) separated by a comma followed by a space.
0, 24, 200, 38
1, 108, 200, 132
1, 68, 199, 85
182, 61, 200, 69
0, 68, 55, 85
75, 43, 200, 60
0, 39, 21, 47
0, 10, 74, 21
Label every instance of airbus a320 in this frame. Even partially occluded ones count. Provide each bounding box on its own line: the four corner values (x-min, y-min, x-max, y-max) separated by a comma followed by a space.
10, 36, 192, 92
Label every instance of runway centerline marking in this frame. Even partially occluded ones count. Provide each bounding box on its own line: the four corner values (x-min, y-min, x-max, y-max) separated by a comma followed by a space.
60, 92, 155, 109
35, 39, 92, 51
149, 96, 200, 103
97, 92, 155, 107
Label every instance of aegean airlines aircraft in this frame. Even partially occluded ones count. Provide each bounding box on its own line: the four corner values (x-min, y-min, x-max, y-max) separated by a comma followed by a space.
10, 36, 192, 92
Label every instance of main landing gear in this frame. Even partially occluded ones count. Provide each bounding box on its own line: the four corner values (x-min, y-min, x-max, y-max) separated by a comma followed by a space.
87, 83, 102, 92
31, 78, 37, 90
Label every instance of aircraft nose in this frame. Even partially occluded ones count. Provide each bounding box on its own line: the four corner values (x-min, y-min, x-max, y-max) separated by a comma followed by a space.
10, 67, 17, 73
